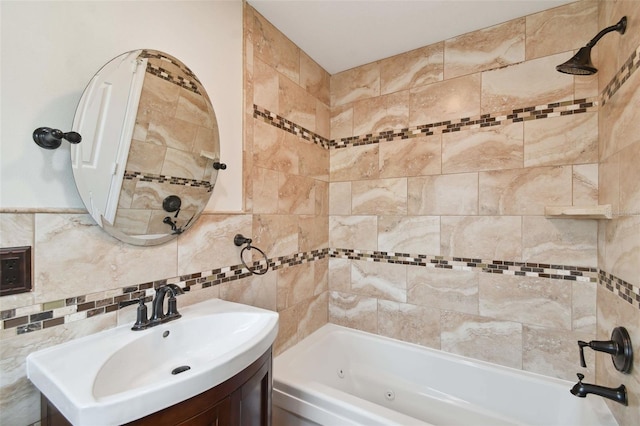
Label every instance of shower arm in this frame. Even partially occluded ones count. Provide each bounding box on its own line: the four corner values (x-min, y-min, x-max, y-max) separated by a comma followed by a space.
586, 17, 626, 48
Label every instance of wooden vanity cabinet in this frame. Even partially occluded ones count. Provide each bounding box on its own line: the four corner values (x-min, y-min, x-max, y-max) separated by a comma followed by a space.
41, 348, 272, 426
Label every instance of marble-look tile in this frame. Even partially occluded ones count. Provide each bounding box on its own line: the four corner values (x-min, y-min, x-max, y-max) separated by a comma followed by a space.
113, 209, 151, 236
299, 141, 329, 181
410, 74, 481, 126
177, 214, 252, 275
479, 274, 572, 329
601, 65, 640, 161
130, 180, 204, 212
175, 89, 215, 129
169, 285, 219, 313
330, 144, 379, 181
253, 214, 299, 259
377, 300, 440, 348
442, 122, 523, 173
479, 166, 572, 215
378, 216, 440, 255
330, 104, 353, 141
296, 291, 329, 341
147, 116, 198, 152
351, 178, 407, 215
572, 280, 596, 333
407, 266, 479, 315
125, 140, 166, 174
620, 141, 640, 215
353, 90, 410, 136
315, 100, 331, 140
279, 74, 317, 133
329, 291, 378, 334
313, 257, 329, 296
407, 173, 478, 215
329, 216, 377, 251
441, 216, 522, 260
595, 285, 640, 426
253, 57, 279, 113
0, 213, 33, 247
523, 325, 595, 381
253, 11, 299, 83
137, 74, 180, 118
380, 42, 443, 95
252, 119, 299, 174
252, 167, 279, 214
379, 135, 441, 178
220, 272, 277, 311
573, 164, 598, 207
299, 215, 328, 253
277, 261, 315, 310
315, 180, 329, 216
445, 18, 524, 79
350, 260, 407, 303
331, 62, 380, 107
329, 182, 351, 215
522, 217, 597, 267
161, 147, 208, 180
441, 311, 523, 369
329, 258, 351, 293
525, 0, 598, 60
34, 214, 176, 303
273, 305, 297, 355
0, 313, 116, 425
603, 216, 640, 285
481, 54, 574, 114
278, 173, 315, 215
524, 113, 598, 168
300, 51, 330, 106
598, 151, 620, 215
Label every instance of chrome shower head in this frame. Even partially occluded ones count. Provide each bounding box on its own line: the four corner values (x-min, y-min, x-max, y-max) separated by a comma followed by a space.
556, 16, 627, 75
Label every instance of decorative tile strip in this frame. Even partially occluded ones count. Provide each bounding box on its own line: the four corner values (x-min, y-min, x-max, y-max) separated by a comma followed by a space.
329, 248, 600, 282
1, 249, 329, 336
253, 105, 331, 149
601, 44, 640, 106
329, 98, 598, 149
123, 171, 213, 192
598, 270, 640, 309
139, 50, 201, 94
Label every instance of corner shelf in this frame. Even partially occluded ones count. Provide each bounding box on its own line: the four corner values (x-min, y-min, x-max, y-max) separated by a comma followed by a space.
544, 204, 612, 220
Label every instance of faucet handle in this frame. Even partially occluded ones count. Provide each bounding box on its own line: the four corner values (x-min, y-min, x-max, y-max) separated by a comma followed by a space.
578, 341, 589, 367
576, 373, 584, 382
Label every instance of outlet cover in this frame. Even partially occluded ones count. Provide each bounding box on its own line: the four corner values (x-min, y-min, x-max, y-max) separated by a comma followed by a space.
0, 246, 32, 296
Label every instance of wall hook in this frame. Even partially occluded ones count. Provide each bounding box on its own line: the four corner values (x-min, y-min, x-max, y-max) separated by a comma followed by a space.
32, 127, 82, 150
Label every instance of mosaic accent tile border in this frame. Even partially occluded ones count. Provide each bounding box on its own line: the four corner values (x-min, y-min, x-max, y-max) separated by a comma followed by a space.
253, 105, 331, 149
601, 44, 640, 106
123, 171, 213, 193
140, 50, 201, 94
599, 270, 640, 308
329, 248, 599, 282
329, 98, 597, 149
0, 249, 329, 336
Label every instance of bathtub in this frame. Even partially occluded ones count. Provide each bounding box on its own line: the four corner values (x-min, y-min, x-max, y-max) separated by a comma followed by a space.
273, 324, 618, 426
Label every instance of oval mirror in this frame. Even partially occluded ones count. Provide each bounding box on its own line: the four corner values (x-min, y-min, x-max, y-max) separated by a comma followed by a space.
70, 49, 221, 246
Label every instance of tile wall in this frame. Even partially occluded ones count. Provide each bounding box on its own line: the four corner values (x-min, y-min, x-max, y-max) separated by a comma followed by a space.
1, 1, 639, 425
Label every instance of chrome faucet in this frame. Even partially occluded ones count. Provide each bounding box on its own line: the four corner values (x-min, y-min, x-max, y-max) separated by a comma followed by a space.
150, 284, 184, 324
570, 373, 627, 406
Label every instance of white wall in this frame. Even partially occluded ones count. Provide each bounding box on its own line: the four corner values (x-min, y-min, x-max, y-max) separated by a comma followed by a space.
0, 0, 243, 211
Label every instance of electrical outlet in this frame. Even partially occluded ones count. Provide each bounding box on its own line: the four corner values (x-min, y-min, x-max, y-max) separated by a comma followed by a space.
0, 246, 32, 296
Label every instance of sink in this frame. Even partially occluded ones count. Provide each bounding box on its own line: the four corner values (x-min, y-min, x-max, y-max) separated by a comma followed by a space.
27, 298, 279, 425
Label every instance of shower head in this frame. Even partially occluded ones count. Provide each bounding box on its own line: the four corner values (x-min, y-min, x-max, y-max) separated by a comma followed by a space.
556, 16, 627, 75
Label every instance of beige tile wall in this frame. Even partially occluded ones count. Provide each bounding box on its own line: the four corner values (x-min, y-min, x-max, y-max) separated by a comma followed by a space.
327, 1, 636, 398
596, 1, 640, 424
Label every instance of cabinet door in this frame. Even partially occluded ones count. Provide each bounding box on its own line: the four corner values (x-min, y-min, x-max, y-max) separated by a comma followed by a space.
177, 396, 231, 426
239, 352, 272, 426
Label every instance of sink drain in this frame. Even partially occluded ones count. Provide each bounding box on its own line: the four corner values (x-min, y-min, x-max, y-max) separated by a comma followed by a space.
171, 365, 191, 375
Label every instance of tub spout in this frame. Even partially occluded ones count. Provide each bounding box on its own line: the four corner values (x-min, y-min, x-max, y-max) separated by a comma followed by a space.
570, 373, 627, 405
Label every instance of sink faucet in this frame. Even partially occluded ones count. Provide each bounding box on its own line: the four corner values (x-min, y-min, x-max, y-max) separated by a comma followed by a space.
150, 284, 184, 324
570, 373, 627, 405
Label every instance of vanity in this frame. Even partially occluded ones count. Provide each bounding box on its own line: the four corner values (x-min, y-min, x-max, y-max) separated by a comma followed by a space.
27, 298, 279, 426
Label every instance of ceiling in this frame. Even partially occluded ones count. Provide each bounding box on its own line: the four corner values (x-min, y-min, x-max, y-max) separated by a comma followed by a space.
248, 0, 576, 74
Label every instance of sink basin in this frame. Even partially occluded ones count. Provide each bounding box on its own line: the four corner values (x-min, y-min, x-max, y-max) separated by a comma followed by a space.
27, 298, 279, 425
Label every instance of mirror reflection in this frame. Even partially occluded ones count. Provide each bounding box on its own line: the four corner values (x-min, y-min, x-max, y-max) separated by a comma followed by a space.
71, 49, 220, 246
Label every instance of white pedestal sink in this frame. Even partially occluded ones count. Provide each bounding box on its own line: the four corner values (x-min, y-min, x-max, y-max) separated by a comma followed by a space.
27, 298, 279, 425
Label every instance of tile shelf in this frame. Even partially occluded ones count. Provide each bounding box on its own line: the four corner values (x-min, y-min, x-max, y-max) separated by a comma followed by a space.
544, 204, 612, 219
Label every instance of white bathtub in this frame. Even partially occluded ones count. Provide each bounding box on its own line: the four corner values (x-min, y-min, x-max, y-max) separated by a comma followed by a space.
273, 324, 618, 426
